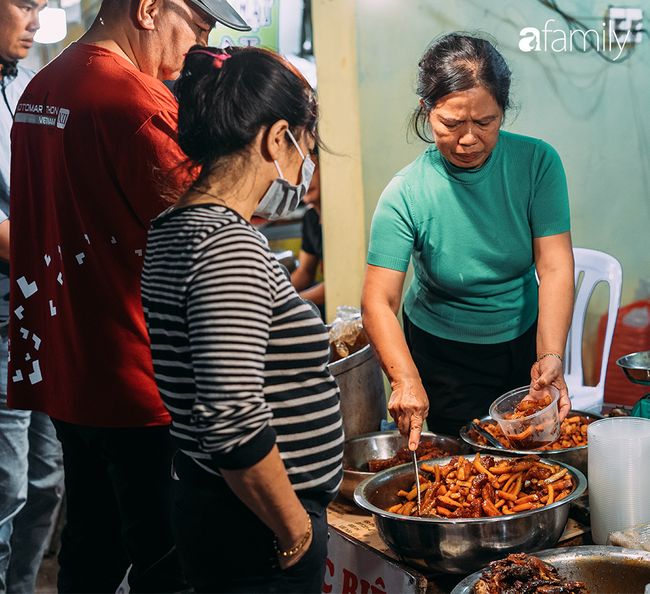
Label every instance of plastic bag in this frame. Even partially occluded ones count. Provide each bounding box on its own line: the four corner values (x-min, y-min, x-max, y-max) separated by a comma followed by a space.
608, 524, 650, 552
328, 306, 368, 359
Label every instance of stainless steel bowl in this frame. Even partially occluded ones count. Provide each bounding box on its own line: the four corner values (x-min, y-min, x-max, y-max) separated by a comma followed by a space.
617, 350, 650, 386
341, 431, 467, 501
451, 545, 650, 593
353, 455, 587, 574
459, 410, 604, 478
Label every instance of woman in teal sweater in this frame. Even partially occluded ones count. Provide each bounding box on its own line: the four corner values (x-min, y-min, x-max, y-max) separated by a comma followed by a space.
361, 33, 575, 449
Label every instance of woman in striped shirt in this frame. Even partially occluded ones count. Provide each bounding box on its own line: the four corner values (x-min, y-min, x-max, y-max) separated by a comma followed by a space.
141, 45, 344, 593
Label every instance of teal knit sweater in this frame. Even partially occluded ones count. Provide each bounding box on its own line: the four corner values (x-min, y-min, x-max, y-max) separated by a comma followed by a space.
367, 131, 570, 344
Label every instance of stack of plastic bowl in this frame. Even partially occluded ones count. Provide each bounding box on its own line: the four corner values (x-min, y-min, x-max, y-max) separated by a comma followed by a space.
489, 385, 561, 450
588, 417, 650, 545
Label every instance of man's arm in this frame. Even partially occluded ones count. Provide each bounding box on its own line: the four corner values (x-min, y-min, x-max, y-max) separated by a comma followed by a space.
0, 220, 9, 262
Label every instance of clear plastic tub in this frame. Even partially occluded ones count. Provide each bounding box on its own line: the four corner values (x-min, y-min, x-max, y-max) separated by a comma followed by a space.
489, 385, 560, 450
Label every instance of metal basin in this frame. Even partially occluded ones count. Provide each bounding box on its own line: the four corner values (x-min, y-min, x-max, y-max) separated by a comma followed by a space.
341, 431, 467, 502
328, 344, 386, 440
459, 410, 604, 478
354, 456, 587, 574
617, 350, 650, 386
451, 545, 650, 593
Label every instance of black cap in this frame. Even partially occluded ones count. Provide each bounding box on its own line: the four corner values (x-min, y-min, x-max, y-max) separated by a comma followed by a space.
189, 0, 251, 31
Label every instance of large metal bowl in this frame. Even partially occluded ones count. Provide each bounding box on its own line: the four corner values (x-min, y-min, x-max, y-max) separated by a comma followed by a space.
617, 350, 650, 386
341, 431, 467, 501
354, 455, 587, 574
451, 545, 650, 593
459, 410, 604, 478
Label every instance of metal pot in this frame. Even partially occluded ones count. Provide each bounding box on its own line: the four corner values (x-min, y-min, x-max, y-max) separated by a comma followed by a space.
353, 456, 587, 574
328, 344, 386, 440
459, 410, 604, 478
340, 431, 467, 502
451, 546, 650, 593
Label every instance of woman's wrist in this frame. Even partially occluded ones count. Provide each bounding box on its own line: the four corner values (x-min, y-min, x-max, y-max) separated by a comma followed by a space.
535, 352, 563, 364
274, 514, 312, 558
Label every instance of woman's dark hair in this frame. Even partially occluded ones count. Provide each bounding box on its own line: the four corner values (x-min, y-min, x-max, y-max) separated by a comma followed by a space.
411, 33, 511, 143
174, 45, 319, 185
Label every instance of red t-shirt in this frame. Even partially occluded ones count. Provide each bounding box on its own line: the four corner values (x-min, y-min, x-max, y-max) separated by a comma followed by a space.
8, 43, 191, 427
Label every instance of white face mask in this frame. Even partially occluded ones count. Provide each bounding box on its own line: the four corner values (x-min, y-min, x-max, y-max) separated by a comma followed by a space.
254, 129, 315, 221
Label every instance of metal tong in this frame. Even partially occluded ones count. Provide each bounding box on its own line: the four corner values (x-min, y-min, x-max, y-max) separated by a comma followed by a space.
469, 420, 506, 449
411, 449, 423, 517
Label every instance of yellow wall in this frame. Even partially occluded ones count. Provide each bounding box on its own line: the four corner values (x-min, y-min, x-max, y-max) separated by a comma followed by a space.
311, 0, 367, 323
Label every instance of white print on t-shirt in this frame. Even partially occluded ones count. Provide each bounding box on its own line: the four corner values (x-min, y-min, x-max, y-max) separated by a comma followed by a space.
28, 360, 42, 384
14, 105, 70, 130
17, 276, 38, 298
12, 228, 145, 389
12, 328, 42, 385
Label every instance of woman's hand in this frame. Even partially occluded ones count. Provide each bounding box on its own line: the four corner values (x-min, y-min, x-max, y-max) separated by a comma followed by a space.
221, 446, 315, 571
533, 231, 574, 422
275, 513, 313, 569
361, 265, 429, 451
388, 378, 429, 450
530, 355, 571, 421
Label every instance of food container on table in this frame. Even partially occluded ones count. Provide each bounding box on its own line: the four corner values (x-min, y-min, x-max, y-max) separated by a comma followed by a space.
459, 410, 604, 478
327, 344, 386, 440
451, 546, 650, 594
489, 385, 560, 450
353, 455, 586, 574
340, 431, 466, 502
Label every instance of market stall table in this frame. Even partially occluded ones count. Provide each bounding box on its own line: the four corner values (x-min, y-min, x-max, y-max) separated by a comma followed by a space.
325, 494, 591, 594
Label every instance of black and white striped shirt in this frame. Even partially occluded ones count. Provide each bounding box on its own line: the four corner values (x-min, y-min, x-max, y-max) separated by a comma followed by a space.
141, 204, 343, 495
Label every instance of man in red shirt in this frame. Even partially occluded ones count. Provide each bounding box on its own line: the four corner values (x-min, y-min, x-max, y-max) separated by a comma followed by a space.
8, 0, 248, 590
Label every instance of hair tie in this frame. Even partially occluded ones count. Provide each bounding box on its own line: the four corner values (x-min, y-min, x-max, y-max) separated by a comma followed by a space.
184, 49, 231, 68
213, 54, 231, 68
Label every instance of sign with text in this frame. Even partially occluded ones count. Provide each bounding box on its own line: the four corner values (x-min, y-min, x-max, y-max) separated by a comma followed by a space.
209, 0, 278, 50
323, 528, 426, 594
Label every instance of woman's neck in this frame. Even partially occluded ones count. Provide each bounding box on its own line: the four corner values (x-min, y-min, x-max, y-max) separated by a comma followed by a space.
174, 133, 279, 220
174, 172, 261, 221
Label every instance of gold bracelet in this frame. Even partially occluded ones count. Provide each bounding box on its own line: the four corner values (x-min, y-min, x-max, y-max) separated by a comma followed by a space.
536, 352, 562, 364
274, 516, 312, 558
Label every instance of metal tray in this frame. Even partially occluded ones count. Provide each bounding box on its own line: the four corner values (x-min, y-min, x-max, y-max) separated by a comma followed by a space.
459, 410, 604, 477
451, 545, 650, 594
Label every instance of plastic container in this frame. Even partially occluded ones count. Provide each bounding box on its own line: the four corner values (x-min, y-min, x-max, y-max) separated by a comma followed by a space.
588, 417, 650, 545
489, 385, 560, 450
